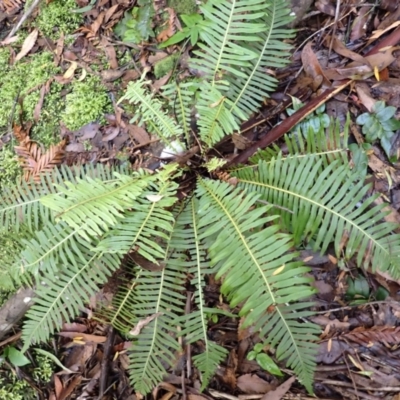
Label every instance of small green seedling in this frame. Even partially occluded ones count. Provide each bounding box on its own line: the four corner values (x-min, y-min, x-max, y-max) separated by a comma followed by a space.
356, 100, 400, 162
114, 0, 155, 44
159, 13, 203, 47
247, 343, 283, 377
1, 346, 30, 367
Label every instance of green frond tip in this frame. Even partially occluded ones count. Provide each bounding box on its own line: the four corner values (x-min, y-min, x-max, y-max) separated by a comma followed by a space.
195, 178, 319, 393
119, 76, 183, 145
21, 244, 120, 351
233, 155, 400, 277
40, 171, 152, 241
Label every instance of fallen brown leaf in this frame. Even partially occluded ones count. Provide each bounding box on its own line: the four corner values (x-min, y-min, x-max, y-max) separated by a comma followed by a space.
261, 376, 296, 400
237, 374, 273, 394
15, 29, 38, 63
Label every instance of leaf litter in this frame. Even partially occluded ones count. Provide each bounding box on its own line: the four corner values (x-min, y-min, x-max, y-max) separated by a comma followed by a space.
1, 0, 400, 399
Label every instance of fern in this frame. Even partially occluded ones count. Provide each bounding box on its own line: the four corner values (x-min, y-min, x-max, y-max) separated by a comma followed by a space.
233, 155, 400, 276
196, 179, 320, 392
2, 0, 399, 396
190, 0, 269, 85
0, 163, 130, 232
20, 227, 120, 350
163, 81, 197, 145
40, 171, 152, 241
98, 206, 188, 394
176, 197, 228, 389
227, 0, 294, 117
249, 115, 350, 166
196, 81, 243, 148
96, 166, 179, 262
120, 77, 184, 146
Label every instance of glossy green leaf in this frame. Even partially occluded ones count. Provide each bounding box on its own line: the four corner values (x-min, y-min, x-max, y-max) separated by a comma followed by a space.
256, 353, 284, 376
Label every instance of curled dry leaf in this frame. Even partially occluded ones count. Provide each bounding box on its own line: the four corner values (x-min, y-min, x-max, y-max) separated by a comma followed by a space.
14, 29, 38, 63
301, 41, 330, 90
63, 61, 78, 79
129, 313, 164, 336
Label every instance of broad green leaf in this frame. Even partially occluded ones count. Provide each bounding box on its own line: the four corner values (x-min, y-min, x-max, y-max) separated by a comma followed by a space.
256, 353, 284, 376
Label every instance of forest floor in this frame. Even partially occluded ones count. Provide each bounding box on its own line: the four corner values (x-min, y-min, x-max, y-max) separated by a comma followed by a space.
1, 0, 400, 399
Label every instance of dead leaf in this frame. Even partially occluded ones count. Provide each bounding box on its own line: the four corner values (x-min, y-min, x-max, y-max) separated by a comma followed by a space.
33, 85, 47, 122
14, 29, 38, 63
75, 122, 100, 140
102, 126, 120, 142
128, 125, 150, 145
104, 45, 118, 69
101, 68, 126, 82
301, 41, 330, 90
129, 313, 164, 336
104, 4, 119, 23
63, 61, 78, 79
152, 70, 173, 92
237, 374, 273, 394
261, 376, 296, 400
355, 83, 376, 113
65, 142, 85, 152
58, 332, 106, 343
1, 35, 19, 46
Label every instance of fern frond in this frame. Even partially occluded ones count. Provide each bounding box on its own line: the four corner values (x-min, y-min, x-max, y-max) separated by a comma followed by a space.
197, 81, 243, 148
233, 156, 400, 276
21, 233, 120, 350
98, 204, 187, 394
120, 77, 183, 146
163, 81, 197, 145
196, 179, 319, 392
0, 227, 31, 290
227, 0, 294, 117
248, 116, 349, 166
0, 163, 131, 232
15, 223, 91, 283
40, 171, 152, 241
190, 0, 269, 85
124, 221, 187, 394
175, 197, 228, 389
96, 169, 179, 263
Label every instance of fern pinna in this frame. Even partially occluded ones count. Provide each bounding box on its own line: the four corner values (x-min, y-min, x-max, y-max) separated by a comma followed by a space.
1, 0, 400, 395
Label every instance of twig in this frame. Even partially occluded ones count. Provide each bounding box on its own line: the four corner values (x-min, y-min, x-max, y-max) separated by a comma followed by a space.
6, 0, 43, 39
97, 326, 115, 399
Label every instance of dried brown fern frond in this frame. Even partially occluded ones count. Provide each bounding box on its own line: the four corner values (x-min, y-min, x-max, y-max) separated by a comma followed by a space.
14, 138, 66, 182
0, 0, 24, 14
344, 326, 400, 346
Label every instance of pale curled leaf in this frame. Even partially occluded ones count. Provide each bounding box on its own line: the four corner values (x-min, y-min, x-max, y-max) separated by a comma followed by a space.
15, 29, 38, 62
129, 312, 164, 336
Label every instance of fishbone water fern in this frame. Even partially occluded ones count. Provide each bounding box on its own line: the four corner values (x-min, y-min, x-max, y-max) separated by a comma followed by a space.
1, 0, 400, 395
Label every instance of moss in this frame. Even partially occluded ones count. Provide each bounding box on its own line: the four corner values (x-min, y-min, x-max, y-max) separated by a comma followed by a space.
0, 147, 21, 188
154, 54, 179, 78
62, 75, 112, 130
0, 50, 61, 129
167, 0, 197, 15
0, 353, 54, 400
27, 0, 82, 39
